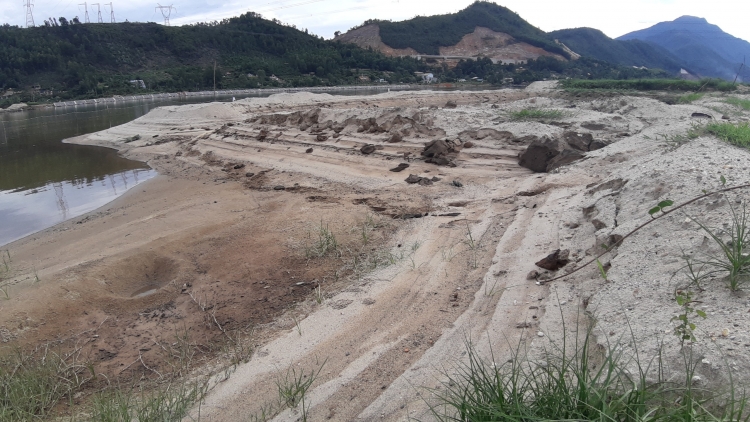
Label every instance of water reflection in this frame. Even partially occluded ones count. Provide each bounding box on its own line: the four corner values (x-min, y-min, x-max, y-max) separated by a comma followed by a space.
0, 168, 156, 246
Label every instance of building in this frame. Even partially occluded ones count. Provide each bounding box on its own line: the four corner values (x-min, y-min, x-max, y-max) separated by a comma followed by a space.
129, 79, 146, 89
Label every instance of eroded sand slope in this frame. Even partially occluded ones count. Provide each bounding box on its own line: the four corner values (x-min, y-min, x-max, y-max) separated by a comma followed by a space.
4, 84, 750, 421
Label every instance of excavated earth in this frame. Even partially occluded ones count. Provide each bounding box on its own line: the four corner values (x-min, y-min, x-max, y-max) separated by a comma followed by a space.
3, 84, 750, 421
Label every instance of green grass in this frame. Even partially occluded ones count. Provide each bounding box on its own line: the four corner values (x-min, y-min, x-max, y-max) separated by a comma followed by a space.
726, 97, 750, 110
677, 92, 704, 104
560, 78, 736, 92
430, 331, 750, 421
91, 380, 208, 422
508, 108, 568, 121
705, 122, 750, 148
0, 346, 93, 420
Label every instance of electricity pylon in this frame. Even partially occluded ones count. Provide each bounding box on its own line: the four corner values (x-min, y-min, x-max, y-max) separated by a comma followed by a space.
24, 0, 35, 27
78, 2, 90, 23
155, 3, 175, 26
92, 3, 102, 23
105, 2, 115, 23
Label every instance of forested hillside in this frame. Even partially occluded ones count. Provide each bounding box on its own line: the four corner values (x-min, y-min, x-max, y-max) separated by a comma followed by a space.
360, 1, 568, 57
0, 13, 425, 97
549, 28, 683, 73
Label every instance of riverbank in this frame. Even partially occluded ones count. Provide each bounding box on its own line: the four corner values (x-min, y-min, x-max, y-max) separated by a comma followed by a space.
3, 85, 750, 420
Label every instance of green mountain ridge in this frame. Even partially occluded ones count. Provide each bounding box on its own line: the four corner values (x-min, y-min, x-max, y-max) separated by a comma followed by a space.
359, 1, 568, 58
548, 27, 684, 73
0, 13, 426, 98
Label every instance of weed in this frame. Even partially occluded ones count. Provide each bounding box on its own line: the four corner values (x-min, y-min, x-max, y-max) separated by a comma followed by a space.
677, 92, 704, 103
725, 97, 750, 110
0, 344, 94, 420
507, 108, 568, 121
305, 221, 339, 259
91, 378, 208, 422
314, 284, 324, 304
292, 315, 303, 336
595, 258, 609, 282
671, 290, 707, 345
687, 200, 750, 291
276, 358, 327, 422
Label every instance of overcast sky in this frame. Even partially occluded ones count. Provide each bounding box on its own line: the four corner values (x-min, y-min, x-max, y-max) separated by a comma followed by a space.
6, 0, 750, 43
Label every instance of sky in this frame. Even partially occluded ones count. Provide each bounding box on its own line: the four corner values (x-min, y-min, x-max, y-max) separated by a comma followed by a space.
5, 0, 750, 43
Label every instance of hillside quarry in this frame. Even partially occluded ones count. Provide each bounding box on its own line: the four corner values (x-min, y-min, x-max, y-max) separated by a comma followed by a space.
3, 83, 750, 420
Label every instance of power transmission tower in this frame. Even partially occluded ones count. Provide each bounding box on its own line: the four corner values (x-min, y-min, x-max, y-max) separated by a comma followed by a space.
155, 3, 175, 26
91, 3, 102, 23
79, 2, 90, 23
24, 0, 35, 27
105, 2, 115, 23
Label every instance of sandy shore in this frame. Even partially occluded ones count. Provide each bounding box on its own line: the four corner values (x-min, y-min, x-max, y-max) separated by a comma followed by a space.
3, 84, 750, 421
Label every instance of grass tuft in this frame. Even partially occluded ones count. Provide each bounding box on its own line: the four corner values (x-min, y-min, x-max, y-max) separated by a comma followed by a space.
507, 108, 568, 121
725, 97, 750, 110
705, 122, 750, 148
677, 92, 704, 104
430, 330, 749, 421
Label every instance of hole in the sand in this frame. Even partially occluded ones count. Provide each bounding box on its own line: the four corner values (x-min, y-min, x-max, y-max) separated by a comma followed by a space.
92, 255, 179, 298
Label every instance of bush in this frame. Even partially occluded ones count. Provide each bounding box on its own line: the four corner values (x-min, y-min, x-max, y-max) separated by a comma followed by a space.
560, 78, 736, 92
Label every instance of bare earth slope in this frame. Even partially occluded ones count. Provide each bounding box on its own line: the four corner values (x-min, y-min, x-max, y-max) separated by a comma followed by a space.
3, 85, 750, 421
335, 25, 567, 63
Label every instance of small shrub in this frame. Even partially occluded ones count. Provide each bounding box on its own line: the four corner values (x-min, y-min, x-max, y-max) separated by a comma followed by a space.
305, 222, 339, 259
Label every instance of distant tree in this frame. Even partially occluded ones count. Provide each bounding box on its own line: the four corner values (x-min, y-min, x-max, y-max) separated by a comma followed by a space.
58, 17, 68, 25
72, 17, 81, 24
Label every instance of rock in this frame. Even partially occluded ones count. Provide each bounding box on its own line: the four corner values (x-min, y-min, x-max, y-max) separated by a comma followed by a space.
332, 133, 340, 138
463, 141, 474, 148
316, 134, 328, 142
535, 249, 570, 271
257, 129, 269, 140
273, 185, 286, 191
405, 174, 422, 184
452, 180, 463, 187
422, 139, 459, 166
445, 100, 458, 109
245, 172, 255, 177
537, 331, 545, 337
386, 133, 403, 143
389, 163, 410, 172
431, 177, 441, 182
588, 139, 608, 151
527, 270, 540, 280
233, 163, 245, 169
518, 136, 566, 172
563, 131, 594, 152
591, 219, 607, 230
418, 178, 433, 186
360, 145, 376, 154
546, 148, 585, 172
305, 148, 313, 153
722, 115, 730, 120
299, 123, 310, 131
691, 112, 713, 119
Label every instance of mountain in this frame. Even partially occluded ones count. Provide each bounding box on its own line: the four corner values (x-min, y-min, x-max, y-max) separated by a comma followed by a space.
549, 27, 683, 73
618, 16, 750, 81
335, 1, 571, 64
0, 13, 425, 99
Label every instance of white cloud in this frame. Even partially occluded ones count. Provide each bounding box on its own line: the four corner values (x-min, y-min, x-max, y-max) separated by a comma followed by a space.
3, 0, 749, 44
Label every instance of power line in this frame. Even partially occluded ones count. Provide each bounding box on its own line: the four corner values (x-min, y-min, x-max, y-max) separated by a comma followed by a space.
91, 3, 103, 23
24, 0, 35, 27
155, 3, 176, 26
104, 2, 115, 23
78, 2, 89, 23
